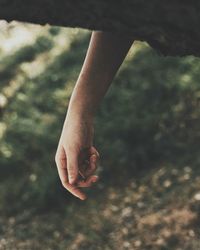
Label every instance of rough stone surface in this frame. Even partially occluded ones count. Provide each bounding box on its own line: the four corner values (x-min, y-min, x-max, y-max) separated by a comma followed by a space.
0, 0, 200, 57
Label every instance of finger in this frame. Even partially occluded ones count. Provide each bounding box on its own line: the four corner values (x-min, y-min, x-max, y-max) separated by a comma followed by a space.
66, 148, 79, 185
55, 146, 87, 200
78, 146, 100, 179
55, 146, 68, 184
84, 154, 98, 177
89, 146, 100, 158
78, 160, 89, 178
79, 169, 86, 179
76, 175, 99, 188
62, 180, 87, 200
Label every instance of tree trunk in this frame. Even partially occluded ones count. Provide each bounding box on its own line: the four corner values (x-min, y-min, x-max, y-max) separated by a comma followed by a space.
0, 0, 200, 57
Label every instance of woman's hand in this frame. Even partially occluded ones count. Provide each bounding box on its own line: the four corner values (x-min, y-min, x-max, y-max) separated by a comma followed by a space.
55, 114, 100, 200
55, 31, 134, 200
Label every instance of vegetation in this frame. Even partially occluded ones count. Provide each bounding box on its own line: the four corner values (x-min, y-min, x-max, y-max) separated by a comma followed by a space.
1, 22, 200, 249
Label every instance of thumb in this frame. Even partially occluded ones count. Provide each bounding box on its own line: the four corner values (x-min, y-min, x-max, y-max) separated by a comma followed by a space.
67, 151, 79, 185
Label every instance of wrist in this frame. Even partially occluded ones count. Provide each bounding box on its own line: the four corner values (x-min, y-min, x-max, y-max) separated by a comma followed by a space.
65, 108, 94, 124
66, 99, 95, 121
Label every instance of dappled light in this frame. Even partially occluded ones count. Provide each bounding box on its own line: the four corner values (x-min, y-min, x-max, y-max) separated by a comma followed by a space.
1, 21, 200, 249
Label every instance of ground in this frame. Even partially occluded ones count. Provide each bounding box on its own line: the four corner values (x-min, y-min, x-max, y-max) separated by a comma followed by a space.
1, 162, 200, 250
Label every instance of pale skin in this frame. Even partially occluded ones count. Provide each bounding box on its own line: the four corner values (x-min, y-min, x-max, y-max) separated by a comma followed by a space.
55, 31, 135, 200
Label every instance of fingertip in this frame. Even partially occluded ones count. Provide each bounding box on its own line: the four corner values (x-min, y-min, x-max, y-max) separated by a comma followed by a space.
92, 175, 99, 183
90, 154, 97, 163
68, 178, 73, 185
80, 195, 87, 201
95, 175, 99, 180
69, 180, 73, 185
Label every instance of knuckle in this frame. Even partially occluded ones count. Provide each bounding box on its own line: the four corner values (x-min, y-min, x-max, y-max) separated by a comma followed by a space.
55, 153, 66, 165
55, 154, 59, 164
61, 179, 68, 188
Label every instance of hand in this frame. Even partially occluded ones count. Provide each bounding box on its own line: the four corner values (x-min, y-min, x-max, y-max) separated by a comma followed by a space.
55, 115, 100, 200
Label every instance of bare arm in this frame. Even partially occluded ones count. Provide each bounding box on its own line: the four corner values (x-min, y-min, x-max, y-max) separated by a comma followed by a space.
55, 31, 135, 200
67, 31, 134, 120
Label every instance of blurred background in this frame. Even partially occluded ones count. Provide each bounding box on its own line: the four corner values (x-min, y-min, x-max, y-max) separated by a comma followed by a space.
1, 21, 200, 249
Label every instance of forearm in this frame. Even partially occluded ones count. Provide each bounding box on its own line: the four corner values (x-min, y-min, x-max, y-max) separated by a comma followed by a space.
66, 31, 134, 121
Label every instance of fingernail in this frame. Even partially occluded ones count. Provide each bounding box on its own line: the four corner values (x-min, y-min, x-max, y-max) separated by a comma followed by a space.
76, 195, 87, 200
92, 155, 96, 162
81, 196, 87, 201
92, 178, 99, 183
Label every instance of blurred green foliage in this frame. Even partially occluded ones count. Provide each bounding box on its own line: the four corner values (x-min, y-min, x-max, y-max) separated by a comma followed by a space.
96, 47, 200, 182
1, 25, 200, 216
0, 36, 54, 88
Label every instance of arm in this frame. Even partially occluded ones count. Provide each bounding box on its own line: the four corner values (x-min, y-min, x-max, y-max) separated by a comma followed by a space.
55, 31, 134, 200
67, 31, 134, 120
